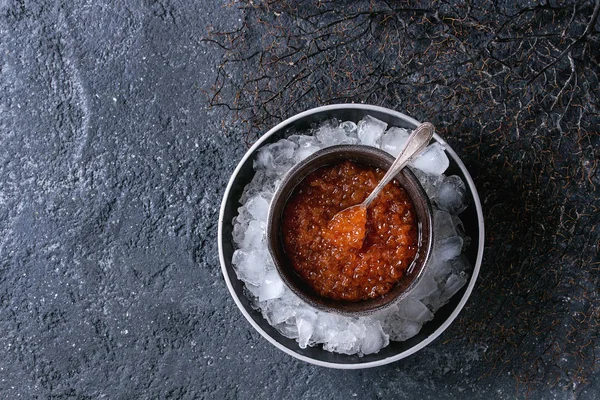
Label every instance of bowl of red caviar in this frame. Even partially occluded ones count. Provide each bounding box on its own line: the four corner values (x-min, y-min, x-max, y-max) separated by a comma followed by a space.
267, 145, 434, 315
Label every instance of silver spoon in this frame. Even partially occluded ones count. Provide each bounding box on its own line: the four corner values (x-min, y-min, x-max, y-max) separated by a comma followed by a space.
326, 122, 435, 248
362, 121, 435, 207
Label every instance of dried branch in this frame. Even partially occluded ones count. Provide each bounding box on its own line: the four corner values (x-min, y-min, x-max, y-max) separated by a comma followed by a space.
204, 0, 600, 394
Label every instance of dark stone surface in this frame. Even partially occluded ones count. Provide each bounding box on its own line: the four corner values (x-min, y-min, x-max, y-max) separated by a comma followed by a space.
1, 0, 598, 399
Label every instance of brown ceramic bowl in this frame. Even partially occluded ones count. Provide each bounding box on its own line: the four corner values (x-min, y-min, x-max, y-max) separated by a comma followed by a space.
267, 144, 434, 316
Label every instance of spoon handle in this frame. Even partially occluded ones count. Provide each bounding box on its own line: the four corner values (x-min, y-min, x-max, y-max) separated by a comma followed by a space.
363, 122, 435, 207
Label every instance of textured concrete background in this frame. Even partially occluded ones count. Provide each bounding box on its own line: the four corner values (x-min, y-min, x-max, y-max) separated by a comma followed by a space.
1, 0, 598, 399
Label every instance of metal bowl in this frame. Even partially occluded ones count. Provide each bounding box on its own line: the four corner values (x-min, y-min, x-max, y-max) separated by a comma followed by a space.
267, 145, 433, 316
218, 104, 485, 369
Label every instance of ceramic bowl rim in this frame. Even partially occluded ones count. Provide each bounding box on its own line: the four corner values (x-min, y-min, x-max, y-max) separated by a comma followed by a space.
266, 144, 434, 316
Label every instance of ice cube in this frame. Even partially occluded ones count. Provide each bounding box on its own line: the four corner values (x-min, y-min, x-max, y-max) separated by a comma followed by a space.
395, 320, 422, 341
259, 270, 284, 302
360, 320, 389, 355
231, 213, 249, 246
232, 249, 267, 286
287, 134, 322, 162
451, 214, 465, 236
246, 195, 270, 222
276, 286, 304, 307
254, 149, 275, 171
315, 121, 358, 146
314, 313, 357, 346
436, 175, 468, 214
297, 321, 312, 348
254, 139, 297, 171
265, 302, 296, 325
238, 220, 264, 249
385, 314, 422, 342
450, 255, 470, 274
397, 298, 434, 323
270, 139, 297, 161
434, 210, 457, 240
276, 322, 299, 339
348, 319, 367, 339
340, 120, 357, 134
381, 127, 410, 156
323, 329, 359, 355
243, 283, 262, 298
409, 275, 439, 301
412, 168, 444, 198
296, 311, 317, 348
438, 273, 467, 305
287, 134, 317, 148
240, 170, 270, 204
427, 257, 453, 281
295, 145, 320, 162
435, 236, 464, 261
372, 303, 399, 321
357, 115, 387, 147
410, 142, 449, 175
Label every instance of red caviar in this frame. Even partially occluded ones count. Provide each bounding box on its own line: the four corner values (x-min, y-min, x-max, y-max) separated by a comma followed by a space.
282, 160, 418, 301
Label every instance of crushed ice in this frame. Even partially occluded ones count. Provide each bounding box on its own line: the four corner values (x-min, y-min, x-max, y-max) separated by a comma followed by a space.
231, 116, 471, 356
